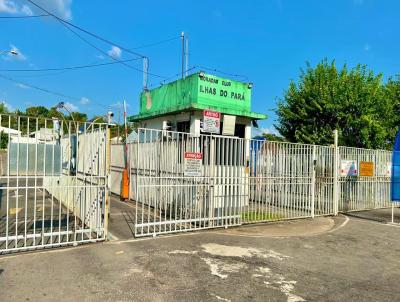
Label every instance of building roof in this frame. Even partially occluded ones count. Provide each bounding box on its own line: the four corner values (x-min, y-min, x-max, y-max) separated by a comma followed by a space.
0, 126, 21, 135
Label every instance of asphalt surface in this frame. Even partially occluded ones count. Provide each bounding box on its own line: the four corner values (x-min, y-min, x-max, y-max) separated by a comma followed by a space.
0, 177, 78, 250
1, 212, 399, 302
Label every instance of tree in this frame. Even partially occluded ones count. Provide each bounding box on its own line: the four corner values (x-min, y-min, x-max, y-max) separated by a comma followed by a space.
0, 131, 8, 149
384, 76, 400, 141
25, 106, 49, 117
262, 133, 286, 142
0, 102, 8, 114
276, 60, 391, 149
69, 112, 87, 123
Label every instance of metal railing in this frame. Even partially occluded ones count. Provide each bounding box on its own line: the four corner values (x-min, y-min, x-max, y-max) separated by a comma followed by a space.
129, 128, 395, 237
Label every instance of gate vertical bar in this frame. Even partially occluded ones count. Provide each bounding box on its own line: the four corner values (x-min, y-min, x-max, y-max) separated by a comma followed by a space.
311, 145, 316, 218
333, 130, 339, 215
104, 125, 111, 240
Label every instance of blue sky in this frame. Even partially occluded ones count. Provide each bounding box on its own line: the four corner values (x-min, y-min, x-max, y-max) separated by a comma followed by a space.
0, 0, 399, 134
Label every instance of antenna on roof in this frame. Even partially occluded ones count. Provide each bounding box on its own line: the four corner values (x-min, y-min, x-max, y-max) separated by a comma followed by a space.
181, 31, 185, 79
185, 35, 189, 78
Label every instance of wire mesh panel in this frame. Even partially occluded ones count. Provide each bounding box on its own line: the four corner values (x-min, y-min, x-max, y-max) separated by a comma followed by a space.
0, 114, 109, 254
338, 146, 392, 212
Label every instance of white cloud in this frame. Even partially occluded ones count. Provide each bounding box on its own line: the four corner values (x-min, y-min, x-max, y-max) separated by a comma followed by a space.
354, 0, 364, 5
96, 54, 105, 60
261, 126, 280, 135
63, 102, 78, 112
0, 0, 18, 14
35, 0, 72, 20
0, 0, 72, 20
253, 126, 281, 138
107, 46, 122, 59
110, 101, 130, 109
1, 100, 14, 112
21, 4, 33, 16
80, 97, 90, 105
364, 43, 371, 52
15, 83, 29, 89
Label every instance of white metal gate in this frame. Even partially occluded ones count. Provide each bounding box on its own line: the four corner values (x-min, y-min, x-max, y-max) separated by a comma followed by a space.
0, 114, 109, 254
128, 128, 396, 238
130, 129, 336, 237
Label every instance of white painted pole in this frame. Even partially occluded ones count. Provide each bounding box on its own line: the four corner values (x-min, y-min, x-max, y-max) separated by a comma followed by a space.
333, 129, 339, 215
311, 145, 316, 218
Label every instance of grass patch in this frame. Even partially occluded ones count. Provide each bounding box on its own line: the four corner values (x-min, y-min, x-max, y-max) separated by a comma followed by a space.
241, 211, 284, 222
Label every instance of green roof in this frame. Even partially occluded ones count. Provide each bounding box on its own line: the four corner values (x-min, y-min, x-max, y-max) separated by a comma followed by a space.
128, 72, 267, 122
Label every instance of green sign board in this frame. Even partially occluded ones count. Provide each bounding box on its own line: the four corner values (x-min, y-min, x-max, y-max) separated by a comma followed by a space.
197, 73, 251, 112
131, 72, 264, 121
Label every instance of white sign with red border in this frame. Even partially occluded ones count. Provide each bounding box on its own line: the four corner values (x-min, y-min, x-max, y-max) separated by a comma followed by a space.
203, 110, 221, 134
340, 160, 357, 177
184, 152, 203, 177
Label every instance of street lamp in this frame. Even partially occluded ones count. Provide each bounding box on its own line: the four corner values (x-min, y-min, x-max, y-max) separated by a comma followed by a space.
54, 101, 78, 176
55, 101, 77, 128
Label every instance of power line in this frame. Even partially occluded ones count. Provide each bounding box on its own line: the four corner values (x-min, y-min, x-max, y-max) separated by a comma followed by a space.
25, 0, 146, 59
63, 22, 167, 78
130, 36, 181, 50
25, 0, 168, 79
194, 65, 249, 81
0, 58, 141, 72
0, 73, 112, 110
148, 65, 249, 88
0, 73, 80, 101
0, 14, 49, 18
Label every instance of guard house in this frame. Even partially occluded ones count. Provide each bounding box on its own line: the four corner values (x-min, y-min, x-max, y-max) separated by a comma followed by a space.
129, 72, 267, 138
128, 72, 267, 229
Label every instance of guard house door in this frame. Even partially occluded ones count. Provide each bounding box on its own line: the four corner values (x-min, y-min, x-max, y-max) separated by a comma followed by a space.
132, 128, 245, 237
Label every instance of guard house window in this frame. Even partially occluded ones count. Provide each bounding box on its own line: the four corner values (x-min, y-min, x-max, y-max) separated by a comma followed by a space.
177, 121, 190, 133
234, 124, 245, 138
218, 123, 246, 138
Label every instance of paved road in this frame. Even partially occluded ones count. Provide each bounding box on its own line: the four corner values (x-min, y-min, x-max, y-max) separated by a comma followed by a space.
1, 213, 399, 302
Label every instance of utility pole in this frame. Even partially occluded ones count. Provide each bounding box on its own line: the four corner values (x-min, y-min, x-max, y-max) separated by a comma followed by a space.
185, 35, 189, 77
117, 108, 121, 143
143, 57, 149, 90
181, 31, 185, 79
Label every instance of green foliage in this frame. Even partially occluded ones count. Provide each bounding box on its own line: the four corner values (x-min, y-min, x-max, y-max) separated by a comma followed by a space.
262, 133, 286, 142
276, 59, 395, 149
70, 112, 87, 122
0, 131, 8, 149
25, 106, 49, 117
0, 103, 9, 114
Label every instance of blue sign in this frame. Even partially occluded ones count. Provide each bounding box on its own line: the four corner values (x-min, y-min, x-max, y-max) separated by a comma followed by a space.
391, 129, 400, 201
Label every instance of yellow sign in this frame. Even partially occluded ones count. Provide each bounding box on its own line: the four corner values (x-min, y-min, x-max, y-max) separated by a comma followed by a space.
359, 161, 374, 177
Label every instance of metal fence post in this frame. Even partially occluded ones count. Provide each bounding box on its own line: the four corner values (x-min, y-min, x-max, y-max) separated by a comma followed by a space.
104, 126, 111, 240
333, 130, 339, 215
311, 145, 316, 218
